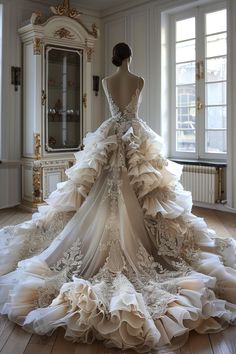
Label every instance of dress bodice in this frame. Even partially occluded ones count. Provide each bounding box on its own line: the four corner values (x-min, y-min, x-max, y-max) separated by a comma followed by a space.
103, 78, 142, 120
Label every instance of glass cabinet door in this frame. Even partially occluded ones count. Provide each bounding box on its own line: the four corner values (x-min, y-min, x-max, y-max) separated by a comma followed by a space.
45, 46, 83, 152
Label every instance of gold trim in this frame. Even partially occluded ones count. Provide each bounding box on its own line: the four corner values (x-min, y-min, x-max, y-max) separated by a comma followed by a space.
33, 37, 43, 55
54, 27, 75, 39
82, 93, 87, 109
84, 40, 94, 62
196, 61, 204, 80
91, 23, 98, 38
34, 133, 41, 160
28, 4, 99, 39
41, 90, 46, 105
196, 96, 203, 111
30, 11, 43, 25
21, 199, 44, 212
50, 0, 82, 19
199, 60, 204, 80
33, 165, 42, 203
43, 165, 67, 199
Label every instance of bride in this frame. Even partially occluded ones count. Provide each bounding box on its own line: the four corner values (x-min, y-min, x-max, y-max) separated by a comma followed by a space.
0, 42, 236, 353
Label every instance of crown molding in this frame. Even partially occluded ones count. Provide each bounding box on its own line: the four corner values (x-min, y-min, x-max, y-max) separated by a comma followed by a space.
101, 0, 151, 18
27, 0, 153, 18
71, 1, 101, 17
27, 0, 58, 6
27, 0, 101, 18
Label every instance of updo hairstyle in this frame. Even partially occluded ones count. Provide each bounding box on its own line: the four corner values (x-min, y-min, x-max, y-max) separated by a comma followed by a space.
112, 42, 132, 67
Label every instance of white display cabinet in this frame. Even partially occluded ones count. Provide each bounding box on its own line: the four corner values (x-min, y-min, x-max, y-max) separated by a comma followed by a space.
18, 0, 99, 210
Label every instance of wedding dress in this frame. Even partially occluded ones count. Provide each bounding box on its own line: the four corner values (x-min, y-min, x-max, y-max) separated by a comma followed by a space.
0, 78, 236, 353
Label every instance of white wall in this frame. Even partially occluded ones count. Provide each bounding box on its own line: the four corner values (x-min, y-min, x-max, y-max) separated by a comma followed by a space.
0, 0, 104, 209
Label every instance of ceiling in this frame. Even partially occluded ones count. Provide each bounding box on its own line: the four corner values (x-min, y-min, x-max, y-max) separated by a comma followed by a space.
72, 0, 133, 11
30, 0, 149, 14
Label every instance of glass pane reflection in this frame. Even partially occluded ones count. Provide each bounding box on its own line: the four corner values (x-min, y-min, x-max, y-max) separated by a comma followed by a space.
46, 46, 82, 151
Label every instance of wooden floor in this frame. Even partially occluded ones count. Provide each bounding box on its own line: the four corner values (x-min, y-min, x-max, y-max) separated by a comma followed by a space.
0, 206, 236, 354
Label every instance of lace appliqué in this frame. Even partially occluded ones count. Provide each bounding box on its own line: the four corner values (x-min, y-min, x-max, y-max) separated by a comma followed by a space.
100, 168, 122, 252
214, 237, 236, 267
106, 88, 141, 121
49, 238, 83, 281
35, 286, 59, 308
89, 254, 179, 320
144, 214, 200, 269
100, 168, 127, 274
1, 211, 73, 269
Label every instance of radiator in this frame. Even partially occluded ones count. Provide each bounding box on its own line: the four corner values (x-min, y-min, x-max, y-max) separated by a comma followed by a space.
180, 165, 223, 204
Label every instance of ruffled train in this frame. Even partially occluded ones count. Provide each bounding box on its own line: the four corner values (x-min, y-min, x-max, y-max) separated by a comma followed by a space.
0, 116, 236, 353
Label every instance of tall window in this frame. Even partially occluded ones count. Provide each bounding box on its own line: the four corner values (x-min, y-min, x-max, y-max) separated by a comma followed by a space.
170, 3, 227, 159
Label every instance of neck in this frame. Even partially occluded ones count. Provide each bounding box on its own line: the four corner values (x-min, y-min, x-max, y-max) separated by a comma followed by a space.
117, 59, 130, 73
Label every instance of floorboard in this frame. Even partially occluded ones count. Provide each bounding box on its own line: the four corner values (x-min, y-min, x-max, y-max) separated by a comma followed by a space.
23, 331, 58, 354
180, 332, 213, 354
0, 326, 31, 354
0, 317, 16, 351
209, 325, 236, 354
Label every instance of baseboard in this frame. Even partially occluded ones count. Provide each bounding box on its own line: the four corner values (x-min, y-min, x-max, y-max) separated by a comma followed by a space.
193, 201, 236, 213
0, 202, 21, 210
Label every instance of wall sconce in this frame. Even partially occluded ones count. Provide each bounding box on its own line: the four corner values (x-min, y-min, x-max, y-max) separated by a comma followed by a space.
93, 75, 99, 96
11, 67, 21, 91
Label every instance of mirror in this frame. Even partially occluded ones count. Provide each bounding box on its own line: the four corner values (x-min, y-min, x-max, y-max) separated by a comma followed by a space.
45, 46, 83, 152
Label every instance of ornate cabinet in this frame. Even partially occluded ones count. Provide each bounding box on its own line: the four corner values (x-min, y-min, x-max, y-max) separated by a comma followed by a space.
19, 1, 99, 210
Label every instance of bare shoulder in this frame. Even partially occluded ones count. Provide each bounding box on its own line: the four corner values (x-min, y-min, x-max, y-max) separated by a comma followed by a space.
138, 76, 145, 90
102, 75, 114, 91
102, 74, 114, 84
102, 74, 145, 90
133, 75, 145, 91
131, 73, 144, 90
101, 76, 107, 88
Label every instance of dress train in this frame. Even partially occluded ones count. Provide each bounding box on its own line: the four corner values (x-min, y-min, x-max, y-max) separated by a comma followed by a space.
0, 83, 236, 353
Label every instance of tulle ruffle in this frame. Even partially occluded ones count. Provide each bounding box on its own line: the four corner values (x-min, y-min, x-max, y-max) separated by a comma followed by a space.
1, 252, 236, 353
45, 117, 192, 219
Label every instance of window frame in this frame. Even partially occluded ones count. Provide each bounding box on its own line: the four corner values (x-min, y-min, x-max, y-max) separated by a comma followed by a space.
169, 1, 228, 161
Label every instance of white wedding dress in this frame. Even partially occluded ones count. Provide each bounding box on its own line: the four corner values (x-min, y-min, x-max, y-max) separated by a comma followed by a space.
0, 79, 236, 353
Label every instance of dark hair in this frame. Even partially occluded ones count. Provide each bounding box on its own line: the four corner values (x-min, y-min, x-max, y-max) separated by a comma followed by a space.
112, 42, 132, 67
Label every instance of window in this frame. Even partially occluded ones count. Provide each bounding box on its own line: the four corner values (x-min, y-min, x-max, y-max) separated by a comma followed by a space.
170, 3, 227, 159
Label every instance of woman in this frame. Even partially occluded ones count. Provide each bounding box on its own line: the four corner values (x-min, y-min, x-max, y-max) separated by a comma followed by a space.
0, 42, 236, 353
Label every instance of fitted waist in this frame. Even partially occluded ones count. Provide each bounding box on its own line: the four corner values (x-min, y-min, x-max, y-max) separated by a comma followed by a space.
112, 112, 139, 121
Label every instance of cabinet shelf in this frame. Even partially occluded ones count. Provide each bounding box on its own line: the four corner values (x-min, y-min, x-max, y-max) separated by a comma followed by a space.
48, 86, 80, 91
48, 120, 80, 123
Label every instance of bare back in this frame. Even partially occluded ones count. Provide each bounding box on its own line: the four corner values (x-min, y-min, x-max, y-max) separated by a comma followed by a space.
102, 73, 144, 113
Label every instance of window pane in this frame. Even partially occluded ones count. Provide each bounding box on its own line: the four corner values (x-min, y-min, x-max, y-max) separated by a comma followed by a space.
206, 57, 226, 82
176, 17, 195, 42
206, 9, 227, 35
206, 106, 226, 129
206, 82, 226, 105
206, 130, 227, 153
176, 107, 196, 129
176, 62, 195, 85
206, 32, 227, 57
176, 130, 195, 152
176, 85, 195, 107
176, 40, 195, 63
